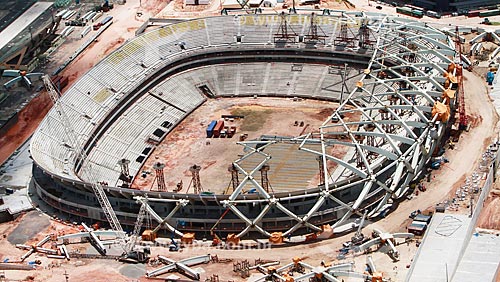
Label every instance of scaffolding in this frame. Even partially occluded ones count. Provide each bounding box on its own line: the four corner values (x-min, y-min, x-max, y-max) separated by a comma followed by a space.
259, 164, 271, 193
274, 12, 297, 43
117, 158, 132, 188
188, 164, 203, 194
153, 162, 167, 192
226, 164, 240, 194
304, 13, 327, 44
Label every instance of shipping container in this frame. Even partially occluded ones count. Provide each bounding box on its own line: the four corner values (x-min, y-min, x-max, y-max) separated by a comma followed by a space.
206, 120, 217, 137
101, 15, 113, 25
407, 221, 427, 236
414, 214, 432, 224
480, 9, 500, 17
396, 7, 413, 17
228, 126, 237, 138
412, 10, 424, 18
467, 10, 484, 17
404, 5, 424, 12
426, 10, 441, 18
213, 120, 225, 137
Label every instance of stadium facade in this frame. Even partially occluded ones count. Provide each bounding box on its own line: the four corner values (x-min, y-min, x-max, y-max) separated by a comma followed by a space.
30, 13, 457, 238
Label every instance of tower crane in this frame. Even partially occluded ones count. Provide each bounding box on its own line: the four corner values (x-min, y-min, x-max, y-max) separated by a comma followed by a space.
42, 75, 148, 262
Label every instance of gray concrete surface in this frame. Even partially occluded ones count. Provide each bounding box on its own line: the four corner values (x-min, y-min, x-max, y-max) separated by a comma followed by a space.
7, 210, 49, 245
119, 263, 146, 278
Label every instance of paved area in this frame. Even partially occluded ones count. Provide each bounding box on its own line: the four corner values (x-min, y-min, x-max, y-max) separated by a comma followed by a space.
6, 210, 49, 245
0, 139, 34, 217
407, 213, 472, 282
119, 263, 146, 279
452, 233, 500, 282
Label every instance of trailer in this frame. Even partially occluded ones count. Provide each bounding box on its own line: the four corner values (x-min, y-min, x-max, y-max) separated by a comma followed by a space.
396, 7, 413, 17
101, 15, 113, 25
93, 15, 113, 30
206, 120, 217, 137
467, 10, 484, 17
411, 10, 424, 18
426, 10, 441, 19
397, 6, 424, 18
480, 9, 500, 17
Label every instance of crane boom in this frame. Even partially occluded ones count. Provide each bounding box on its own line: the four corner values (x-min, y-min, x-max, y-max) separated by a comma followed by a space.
42, 75, 124, 235
126, 201, 148, 252
454, 26, 468, 130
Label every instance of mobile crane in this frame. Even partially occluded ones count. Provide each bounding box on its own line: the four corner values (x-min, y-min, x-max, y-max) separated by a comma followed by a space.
42, 75, 148, 263
210, 208, 231, 246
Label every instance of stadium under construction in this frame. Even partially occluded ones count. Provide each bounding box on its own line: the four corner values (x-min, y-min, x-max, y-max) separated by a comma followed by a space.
30, 12, 462, 241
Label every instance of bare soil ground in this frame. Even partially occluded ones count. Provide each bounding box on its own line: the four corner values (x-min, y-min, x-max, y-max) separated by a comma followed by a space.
477, 182, 500, 230
132, 97, 358, 193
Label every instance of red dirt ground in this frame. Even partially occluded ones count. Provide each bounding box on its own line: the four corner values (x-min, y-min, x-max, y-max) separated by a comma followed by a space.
0, 91, 52, 164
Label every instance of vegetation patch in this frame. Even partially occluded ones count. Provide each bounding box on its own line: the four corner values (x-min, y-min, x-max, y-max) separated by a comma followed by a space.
231, 106, 274, 132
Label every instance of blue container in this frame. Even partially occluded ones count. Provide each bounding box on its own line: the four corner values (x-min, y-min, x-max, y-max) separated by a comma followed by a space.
206, 120, 217, 137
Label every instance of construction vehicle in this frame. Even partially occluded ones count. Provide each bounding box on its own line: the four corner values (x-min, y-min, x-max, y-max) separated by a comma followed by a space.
168, 221, 185, 252
42, 75, 148, 264
119, 200, 151, 263
481, 18, 492, 25
210, 208, 231, 246
353, 228, 414, 262
93, 15, 113, 30
350, 210, 368, 245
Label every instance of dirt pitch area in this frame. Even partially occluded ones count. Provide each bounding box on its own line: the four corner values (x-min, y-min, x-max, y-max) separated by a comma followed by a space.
132, 97, 360, 193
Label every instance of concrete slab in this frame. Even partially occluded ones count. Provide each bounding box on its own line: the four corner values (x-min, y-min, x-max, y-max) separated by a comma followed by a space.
0, 139, 33, 188
0, 188, 32, 215
119, 263, 146, 278
451, 233, 500, 282
7, 210, 49, 245
407, 213, 471, 282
